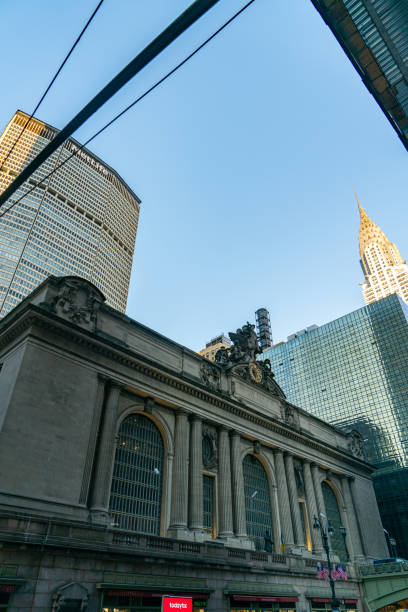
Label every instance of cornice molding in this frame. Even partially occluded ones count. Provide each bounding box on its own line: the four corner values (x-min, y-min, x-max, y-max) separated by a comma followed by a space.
0, 305, 373, 474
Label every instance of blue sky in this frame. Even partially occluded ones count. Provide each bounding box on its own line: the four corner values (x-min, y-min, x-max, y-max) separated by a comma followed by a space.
1, 0, 407, 350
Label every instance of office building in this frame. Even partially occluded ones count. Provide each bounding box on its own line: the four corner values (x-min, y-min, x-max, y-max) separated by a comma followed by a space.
199, 334, 231, 361
0, 110, 140, 316
0, 275, 389, 611
358, 198, 408, 305
260, 293, 408, 556
311, 0, 408, 151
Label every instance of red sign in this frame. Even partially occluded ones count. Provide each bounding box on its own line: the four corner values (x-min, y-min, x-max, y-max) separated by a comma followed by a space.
162, 596, 192, 612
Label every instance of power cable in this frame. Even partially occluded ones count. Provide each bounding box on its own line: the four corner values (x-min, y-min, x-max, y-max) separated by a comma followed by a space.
0, 0, 256, 222
0, 0, 105, 172
0, 0, 221, 208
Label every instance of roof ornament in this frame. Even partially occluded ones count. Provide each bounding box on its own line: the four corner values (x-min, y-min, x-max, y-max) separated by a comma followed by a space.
215, 322, 285, 398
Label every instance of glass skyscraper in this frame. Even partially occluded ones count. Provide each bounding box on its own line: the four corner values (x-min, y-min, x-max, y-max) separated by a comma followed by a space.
0, 110, 140, 316
311, 0, 408, 151
260, 294, 408, 555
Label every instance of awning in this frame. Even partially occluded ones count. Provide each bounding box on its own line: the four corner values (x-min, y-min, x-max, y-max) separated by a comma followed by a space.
105, 590, 209, 599
311, 599, 357, 604
306, 589, 359, 601
232, 595, 298, 603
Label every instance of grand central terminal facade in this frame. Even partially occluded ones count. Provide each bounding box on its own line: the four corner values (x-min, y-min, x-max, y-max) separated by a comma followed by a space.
0, 276, 390, 611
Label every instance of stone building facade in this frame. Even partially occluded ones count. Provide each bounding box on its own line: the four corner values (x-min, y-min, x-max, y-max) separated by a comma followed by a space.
0, 276, 387, 611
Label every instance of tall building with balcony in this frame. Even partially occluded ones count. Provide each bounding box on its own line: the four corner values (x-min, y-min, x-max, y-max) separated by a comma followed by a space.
358, 198, 408, 305
260, 294, 408, 556
311, 0, 408, 151
0, 110, 140, 316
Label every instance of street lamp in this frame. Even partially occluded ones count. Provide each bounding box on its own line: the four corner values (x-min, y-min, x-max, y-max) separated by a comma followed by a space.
314, 515, 340, 612
339, 525, 350, 562
389, 537, 397, 558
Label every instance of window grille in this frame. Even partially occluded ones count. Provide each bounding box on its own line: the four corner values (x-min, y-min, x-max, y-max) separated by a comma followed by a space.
243, 454, 273, 550
203, 475, 216, 537
321, 481, 347, 561
109, 414, 163, 534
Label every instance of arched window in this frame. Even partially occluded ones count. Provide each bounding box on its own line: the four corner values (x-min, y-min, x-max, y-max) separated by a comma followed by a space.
109, 414, 164, 534
321, 481, 347, 561
243, 454, 273, 550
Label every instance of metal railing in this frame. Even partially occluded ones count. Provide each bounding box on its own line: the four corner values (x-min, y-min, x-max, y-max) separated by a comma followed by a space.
359, 561, 408, 576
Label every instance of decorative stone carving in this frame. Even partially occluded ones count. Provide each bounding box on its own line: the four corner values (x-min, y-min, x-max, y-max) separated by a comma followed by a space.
294, 460, 305, 497
52, 582, 89, 611
347, 429, 364, 459
280, 402, 300, 429
45, 277, 104, 331
202, 426, 218, 469
144, 397, 155, 414
214, 322, 285, 398
200, 360, 221, 392
253, 440, 261, 455
228, 322, 261, 363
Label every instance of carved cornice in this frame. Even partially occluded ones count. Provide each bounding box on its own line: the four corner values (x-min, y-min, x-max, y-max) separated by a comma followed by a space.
0, 306, 373, 474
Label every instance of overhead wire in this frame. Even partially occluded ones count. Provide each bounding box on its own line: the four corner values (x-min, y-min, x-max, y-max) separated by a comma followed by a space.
0, 0, 105, 171
0, 0, 256, 221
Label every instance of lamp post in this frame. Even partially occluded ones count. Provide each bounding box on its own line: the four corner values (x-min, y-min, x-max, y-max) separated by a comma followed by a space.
389, 537, 397, 558
339, 525, 350, 562
314, 515, 340, 612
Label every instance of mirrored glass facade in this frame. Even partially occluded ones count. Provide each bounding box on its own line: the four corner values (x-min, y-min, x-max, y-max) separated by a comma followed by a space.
260, 294, 408, 555
0, 110, 140, 316
311, 0, 408, 150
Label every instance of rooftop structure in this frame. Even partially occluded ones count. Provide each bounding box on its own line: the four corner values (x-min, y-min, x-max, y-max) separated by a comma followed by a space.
199, 333, 231, 362
255, 307, 273, 350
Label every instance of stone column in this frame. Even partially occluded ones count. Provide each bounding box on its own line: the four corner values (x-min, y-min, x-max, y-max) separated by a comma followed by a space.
311, 463, 326, 521
303, 460, 322, 552
230, 431, 247, 537
169, 410, 190, 531
90, 379, 123, 513
218, 427, 234, 537
342, 476, 364, 559
274, 449, 294, 549
284, 452, 305, 546
189, 415, 203, 531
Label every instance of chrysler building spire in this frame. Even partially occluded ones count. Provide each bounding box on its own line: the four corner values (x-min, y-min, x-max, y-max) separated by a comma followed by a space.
357, 196, 408, 305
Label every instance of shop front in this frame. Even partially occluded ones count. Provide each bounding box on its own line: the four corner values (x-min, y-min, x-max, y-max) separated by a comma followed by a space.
101, 589, 208, 611
229, 594, 298, 612
224, 583, 299, 612
101, 589, 209, 611
309, 597, 358, 612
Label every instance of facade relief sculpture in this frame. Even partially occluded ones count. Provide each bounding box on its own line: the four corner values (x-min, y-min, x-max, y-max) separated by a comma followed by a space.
202, 426, 218, 470
280, 403, 300, 430
347, 429, 364, 459
214, 322, 285, 398
200, 360, 221, 392
41, 276, 105, 331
